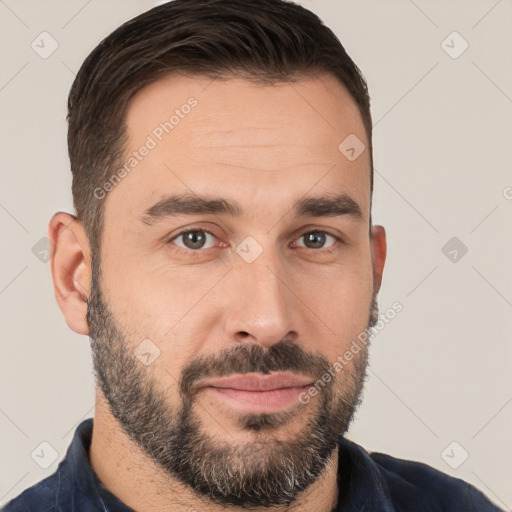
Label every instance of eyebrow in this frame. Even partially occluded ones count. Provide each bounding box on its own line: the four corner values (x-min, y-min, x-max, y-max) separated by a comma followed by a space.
138, 192, 363, 226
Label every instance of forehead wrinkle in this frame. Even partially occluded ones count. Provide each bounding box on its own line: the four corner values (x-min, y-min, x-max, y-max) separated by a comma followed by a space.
208, 161, 332, 172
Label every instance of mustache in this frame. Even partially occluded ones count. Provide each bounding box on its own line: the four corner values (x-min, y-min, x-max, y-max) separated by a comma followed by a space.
180, 296, 378, 398
180, 339, 332, 398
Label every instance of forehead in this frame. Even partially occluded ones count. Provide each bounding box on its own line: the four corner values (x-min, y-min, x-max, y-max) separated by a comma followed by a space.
103, 72, 371, 228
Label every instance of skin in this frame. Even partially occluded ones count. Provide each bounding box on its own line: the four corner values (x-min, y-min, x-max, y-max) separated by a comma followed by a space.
49, 73, 386, 512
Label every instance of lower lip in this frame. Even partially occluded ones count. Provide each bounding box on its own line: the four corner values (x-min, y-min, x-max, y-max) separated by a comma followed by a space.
204, 386, 309, 413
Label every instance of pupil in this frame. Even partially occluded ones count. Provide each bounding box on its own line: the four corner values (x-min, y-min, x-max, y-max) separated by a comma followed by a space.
306, 231, 324, 248
185, 231, 205, 249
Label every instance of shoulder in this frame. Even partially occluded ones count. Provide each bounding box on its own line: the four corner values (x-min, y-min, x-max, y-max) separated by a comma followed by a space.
1, 472, 60, 512
2, 419, 95, 512
368, 449, 504, 511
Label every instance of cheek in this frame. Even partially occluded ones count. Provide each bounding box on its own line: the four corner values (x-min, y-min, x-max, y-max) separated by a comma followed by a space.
290, 249, 374, 351
103, 246, 214, 331
301, 273, 372, 337
107, 265, 221, 377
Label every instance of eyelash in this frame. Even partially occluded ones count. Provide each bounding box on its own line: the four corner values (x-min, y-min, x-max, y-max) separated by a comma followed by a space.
167, 228, 343, 257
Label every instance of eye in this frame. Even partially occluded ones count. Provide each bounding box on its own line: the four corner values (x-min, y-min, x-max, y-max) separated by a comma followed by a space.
170, 229, 218, 251
295, 230, 337, 250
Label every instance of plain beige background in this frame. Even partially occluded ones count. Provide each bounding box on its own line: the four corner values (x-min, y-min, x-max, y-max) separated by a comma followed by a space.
1, 0, 511, 509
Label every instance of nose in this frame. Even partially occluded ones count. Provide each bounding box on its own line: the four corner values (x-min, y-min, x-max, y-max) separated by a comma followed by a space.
224, 252, 297, 349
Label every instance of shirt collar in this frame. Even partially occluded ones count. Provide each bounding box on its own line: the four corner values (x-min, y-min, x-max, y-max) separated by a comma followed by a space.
336, 434, 396, 511
56, 418, 133, 511
58, 418, 396, 511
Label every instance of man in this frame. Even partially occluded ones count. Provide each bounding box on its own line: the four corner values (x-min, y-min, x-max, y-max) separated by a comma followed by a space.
2, 0, 503, 510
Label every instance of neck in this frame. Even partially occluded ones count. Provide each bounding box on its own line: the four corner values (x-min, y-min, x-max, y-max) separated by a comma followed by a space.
89, 393, 341, 512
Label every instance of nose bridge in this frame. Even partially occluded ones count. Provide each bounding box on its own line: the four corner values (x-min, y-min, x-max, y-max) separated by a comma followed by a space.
225, 240, 294, 346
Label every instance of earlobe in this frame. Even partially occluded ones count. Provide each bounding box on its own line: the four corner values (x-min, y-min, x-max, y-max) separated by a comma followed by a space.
370, 225, 387, 294
48, 212, 92, 336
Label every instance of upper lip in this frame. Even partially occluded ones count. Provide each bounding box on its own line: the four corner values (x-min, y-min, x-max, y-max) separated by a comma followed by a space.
199, 373, 314, 391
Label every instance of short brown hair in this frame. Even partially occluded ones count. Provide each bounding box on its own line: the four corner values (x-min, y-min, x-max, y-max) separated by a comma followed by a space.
67, 0, 373, 255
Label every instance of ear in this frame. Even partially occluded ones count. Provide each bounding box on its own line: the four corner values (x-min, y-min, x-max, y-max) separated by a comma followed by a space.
370, 225, 386, 294
48, 212, 92, 335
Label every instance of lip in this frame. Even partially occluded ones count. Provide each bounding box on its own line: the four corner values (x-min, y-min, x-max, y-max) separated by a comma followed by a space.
199, 372, 314, 391
204, 386, 310, 413
198, 373, 314, 414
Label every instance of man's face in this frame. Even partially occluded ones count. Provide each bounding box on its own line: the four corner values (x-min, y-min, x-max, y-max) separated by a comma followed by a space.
87, 73, 383, 507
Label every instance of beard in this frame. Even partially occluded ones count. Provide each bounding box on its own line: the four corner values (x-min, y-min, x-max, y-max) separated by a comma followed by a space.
86, 251, 378, 508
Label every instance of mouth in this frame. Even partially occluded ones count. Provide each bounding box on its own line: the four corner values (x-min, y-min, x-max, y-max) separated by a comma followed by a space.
199, 373, 314, 413
203, 385, 311, 413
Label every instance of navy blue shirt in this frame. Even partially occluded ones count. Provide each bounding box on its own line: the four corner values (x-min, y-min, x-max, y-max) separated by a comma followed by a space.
2, 418, 503, 511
